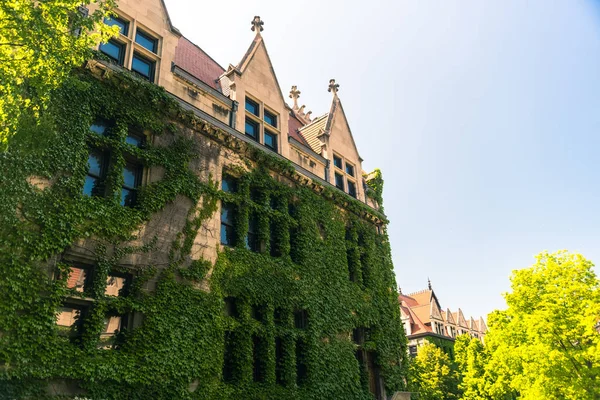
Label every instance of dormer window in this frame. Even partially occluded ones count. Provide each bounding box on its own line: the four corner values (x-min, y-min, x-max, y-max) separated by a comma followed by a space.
135, 29, 158, 53
244, 95, 280, 153
333, 155, 343, 169
332, 153, 358, 199
345, 163, 355, 177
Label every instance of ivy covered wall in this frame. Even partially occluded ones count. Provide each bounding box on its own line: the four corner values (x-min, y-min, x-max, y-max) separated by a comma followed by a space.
0, 68, 408, 399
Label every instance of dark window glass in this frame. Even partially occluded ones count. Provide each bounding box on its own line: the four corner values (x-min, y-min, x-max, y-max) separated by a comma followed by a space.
126, 133, 144, 147
270, 222, 281, 257
334, 172, 344, 191
104, 16, 129, 35
264, 110, 277, 127
333, 155, 343, 169
105, 273, 128, 297
101, 315, 123, 339
224, 297, 238, 317
65, 265, 91, 294
223, 331, 235, 382
135, 29, 157, 53
253, 335, 266, 382
120, 162, 141, 207
294, 310, 308, 329
274, 307, 285, 325
264, 130, 277, 151
348, 180, 357, 198
246, 214, 259, 252
346, 163, 355, 176
56, 304, 85, 337
84, 151, 105, 197
245, 98, 259, 116
131, 53, 155, 82
296, 338, 308, 385
245, 118, 259, 141
99, 39, 125, 65
251, 304, 265, 322
353, 328, 366, 345
220, 204, 235, 246
221, 175, 237, 193
275, 337, 285, 385
409, 345, 418, 357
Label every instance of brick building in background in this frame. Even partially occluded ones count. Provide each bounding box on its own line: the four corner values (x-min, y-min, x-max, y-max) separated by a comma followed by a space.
399, 281, 487, 358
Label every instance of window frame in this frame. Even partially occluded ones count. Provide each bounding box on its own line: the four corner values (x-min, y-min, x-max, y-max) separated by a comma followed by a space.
135, 29, 158, 53
243, 94, 280, 153
99, 38, 126, 66
131, 51, 156, 82
104, 16, 129, 36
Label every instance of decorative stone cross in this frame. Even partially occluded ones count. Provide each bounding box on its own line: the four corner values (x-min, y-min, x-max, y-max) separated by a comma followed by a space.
289, 85, 301, 109
251, 16, 264, 32
328, 79, 339, 94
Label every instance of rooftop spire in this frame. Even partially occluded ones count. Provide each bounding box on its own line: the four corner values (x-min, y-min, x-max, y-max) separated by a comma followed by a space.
328, 79, 339, 95
289, 85, 301, 110
428, 278, 432, 290
251, 16, 264, 33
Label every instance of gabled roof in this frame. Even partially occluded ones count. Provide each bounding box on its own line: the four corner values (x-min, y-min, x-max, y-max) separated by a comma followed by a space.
298, 113, 328, 154
173, 36, 225, 91
322, 96, 363, 162
234, 32, 286, 103
288, 112, 310, 147
445, 308, 456, 325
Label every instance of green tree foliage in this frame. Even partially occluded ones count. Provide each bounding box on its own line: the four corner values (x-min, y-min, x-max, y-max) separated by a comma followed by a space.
454, 335, 487, 399
409, 342, 459, 400
0, 0, 116, 146
484, 250, 600, 400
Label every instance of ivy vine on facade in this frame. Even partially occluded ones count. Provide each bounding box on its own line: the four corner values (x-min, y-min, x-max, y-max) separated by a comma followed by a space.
0, 1, 409, 399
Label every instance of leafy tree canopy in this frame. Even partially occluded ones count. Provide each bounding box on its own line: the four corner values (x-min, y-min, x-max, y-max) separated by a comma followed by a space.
484, 250, 600, 400
454, 334, 487, 400
0, 0, 116, 147
409, 342, 459, 400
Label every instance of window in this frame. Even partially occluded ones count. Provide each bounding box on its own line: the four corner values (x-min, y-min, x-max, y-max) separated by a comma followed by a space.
334, 172, 344, 191
84, 151, 106, 197
246, 214, 259, 252
135, 29, 158, 53
275, 337, 285, 384
244, 95, 280, 152
104, 16, 129, 35
294, 310, 308, 329
264, 109, 277, 127
125, 132, 144, 148
99, 39, 125, 66
221, 175, 237, 193
264, 130, 277, 151
253, 335, 267, 382
220, 204, 235, 246
347, 180, 357, 198
409, 345, 418, 357
296, 338, 308, 385
57, 264, 132, 344
274, 307, 285, 325
90, 121, 108, 135
121, 162, 141, 206
245, 98, 259, 116
131, 52, 155, 82
251, 304, 265, 322
224, 297, 238, 318
345, 163, 355, 177
223, 331, 235, 382
245, 117, 259, 141
333, 155, 343, 169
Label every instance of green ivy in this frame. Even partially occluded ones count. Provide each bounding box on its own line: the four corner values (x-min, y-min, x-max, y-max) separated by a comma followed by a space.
0, 68, 408, 399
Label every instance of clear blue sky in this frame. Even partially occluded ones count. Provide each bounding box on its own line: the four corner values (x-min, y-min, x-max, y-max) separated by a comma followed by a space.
166, 0, 600, 319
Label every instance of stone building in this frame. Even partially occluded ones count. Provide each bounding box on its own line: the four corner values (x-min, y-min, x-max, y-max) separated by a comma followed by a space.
399, 282, 487, 358
0, 0, 407, 398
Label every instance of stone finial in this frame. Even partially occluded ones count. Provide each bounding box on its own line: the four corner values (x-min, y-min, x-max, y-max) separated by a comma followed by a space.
298, 105, 306, 116
251, 16, 264, 33
328, 79, 339, 94
428, 278, 432, 290
305, 111, 312, 121
289, 85, 301, 110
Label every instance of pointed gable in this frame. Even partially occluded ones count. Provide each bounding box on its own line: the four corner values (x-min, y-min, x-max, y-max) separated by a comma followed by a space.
457, 309, 468, 328
479, 317, 488, 333
445, 308, 456, 325
324, 96, 362, 162
430, 298, 443, 320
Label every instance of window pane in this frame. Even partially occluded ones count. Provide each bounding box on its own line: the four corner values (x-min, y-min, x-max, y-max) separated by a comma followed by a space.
126, 133, 143, 147
66, 266, 88, 292
83, 176, 98, 197
245, 98, 259, 115
346, 163, 355, 176
264, 110, 277, 127
132, 54, 154, 81
335, 173, 344, 190
264, 131, 277, 151
57, 306, 81, 327
221, 204, 234, 224
123, 164, 139, 189
90, 121, 107, 135
88, 152, 103, 177
135, 30, 157, 53
246, 233, 258, 251
105, 275, 126, 296
333, 155, 343, 169
99, 40, 124, 65
348, 181, 357, 198
221, 224, 234, 246
245, 118, 258, 140
104, 16, 128, 35
222, 176, 237, 193
101, 315, 122, 338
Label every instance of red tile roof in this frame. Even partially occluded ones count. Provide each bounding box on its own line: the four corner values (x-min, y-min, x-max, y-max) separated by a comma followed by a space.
173, 36, 225, 91
288, 113, 310, 147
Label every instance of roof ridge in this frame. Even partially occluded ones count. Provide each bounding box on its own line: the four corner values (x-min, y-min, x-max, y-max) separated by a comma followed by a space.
298, 113, 328, 131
